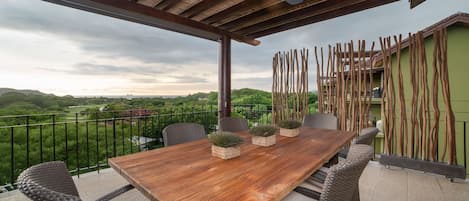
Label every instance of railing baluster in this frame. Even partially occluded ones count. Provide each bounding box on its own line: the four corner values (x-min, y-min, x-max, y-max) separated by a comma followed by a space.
26, 116, 30, 168
121, 119, 125, 155
104, 119, 108, 160
86, 121, 90, 170
112, 113, 117, 157
65, 123, 68, 166
130, 111, 133, 153
75, 113, 80, 178
137, 117, 141, 152
144, 115, 148, 150
52, 115, 56, 161
39, 125, 43, 163
10, 127, 14, 185
95, 112, 100, 173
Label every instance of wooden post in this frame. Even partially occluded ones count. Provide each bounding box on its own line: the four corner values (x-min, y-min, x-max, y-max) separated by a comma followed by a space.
218, 35, 231, 123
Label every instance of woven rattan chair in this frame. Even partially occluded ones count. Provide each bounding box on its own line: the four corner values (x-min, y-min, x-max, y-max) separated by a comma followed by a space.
219, 117, 249, 132
302, 114, 338, 130
162, 123, 206, 146
338, 127, 379, 158
17, 161, 134, 201
283, 145, 373, 201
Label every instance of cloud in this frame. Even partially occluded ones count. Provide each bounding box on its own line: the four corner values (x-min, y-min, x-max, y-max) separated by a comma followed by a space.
1, 0, 469, 95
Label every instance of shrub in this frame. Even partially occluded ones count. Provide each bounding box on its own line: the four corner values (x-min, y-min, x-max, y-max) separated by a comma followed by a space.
249, 125, 277, 137
278, 120, 302, 129
208, 131, 243, 148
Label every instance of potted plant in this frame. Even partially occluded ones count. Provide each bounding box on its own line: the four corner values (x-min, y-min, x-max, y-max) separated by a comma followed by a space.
249, 125, 277, 147
278, 120, 302, 137
208, 131, 244, 160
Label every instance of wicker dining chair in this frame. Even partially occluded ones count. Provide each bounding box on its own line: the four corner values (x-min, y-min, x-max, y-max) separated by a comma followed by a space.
219, 117, 249, 132
302, 114, 339, 130
162, 123, 206, 146
17, 161, 134, 201
338, 127, 379, 158
283, 145, 373, 201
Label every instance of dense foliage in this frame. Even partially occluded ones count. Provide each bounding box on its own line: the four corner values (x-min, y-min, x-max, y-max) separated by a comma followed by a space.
249, 125, 277, 137
0, 88, 317, 187
208, 132, 243, 148
278, 120, 302, 129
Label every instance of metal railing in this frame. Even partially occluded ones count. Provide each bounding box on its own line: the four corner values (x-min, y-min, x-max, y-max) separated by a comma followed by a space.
0, 104, 272, 191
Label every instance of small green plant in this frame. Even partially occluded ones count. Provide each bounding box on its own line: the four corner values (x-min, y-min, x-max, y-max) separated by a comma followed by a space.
249, 125, 277, 137
278, 120, 302, 129
208, 131, 244, 148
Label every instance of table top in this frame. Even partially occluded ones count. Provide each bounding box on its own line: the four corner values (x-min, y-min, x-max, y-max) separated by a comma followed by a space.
109, 127, 356, 201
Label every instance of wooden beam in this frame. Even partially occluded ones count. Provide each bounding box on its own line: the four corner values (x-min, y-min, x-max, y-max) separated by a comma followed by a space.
219, 35, 231, 121
154, 0, 180, 10
248, 0, 398, 38
237, 0, 368, 35
221, 0, 326, 32
202, 0, 282, 26
43, 0, 260, 46
180, 0, 219, 18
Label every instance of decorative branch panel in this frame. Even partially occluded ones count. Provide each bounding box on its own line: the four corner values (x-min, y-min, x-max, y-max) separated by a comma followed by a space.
272, 49, 309, 124
315, 40, 376, 133
380, 29, 456, 165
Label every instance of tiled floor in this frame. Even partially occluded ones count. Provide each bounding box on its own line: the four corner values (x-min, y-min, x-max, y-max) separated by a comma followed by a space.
1, 162, 468, 201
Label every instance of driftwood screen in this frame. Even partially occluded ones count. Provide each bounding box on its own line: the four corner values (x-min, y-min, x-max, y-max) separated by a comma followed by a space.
272, 49, 309, 124
315, 41, 376, 133
380, 29, 457, 165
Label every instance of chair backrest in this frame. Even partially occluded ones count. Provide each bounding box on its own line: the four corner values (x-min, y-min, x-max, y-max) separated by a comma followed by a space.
303, 113, 338, 130
354, 127, 379, 145
219, 117, 249, 132
162, 123, 206, 146
17, 161, 81, 201
320, 145, 373, 201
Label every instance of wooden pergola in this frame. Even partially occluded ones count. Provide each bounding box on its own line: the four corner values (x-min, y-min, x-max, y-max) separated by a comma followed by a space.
43, 0, 422, 121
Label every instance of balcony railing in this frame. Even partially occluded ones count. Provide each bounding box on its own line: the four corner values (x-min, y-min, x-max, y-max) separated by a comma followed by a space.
0, 104, 273, 191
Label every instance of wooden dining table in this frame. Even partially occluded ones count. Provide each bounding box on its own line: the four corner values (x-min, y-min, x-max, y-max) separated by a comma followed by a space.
108, 127, 356, 201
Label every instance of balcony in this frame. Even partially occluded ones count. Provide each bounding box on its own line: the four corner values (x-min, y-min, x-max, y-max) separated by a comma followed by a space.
1, 162, 468, 201
0, 105, 468, 201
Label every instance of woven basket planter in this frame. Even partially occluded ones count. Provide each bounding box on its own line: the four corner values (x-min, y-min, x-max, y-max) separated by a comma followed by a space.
280, 128, 300, 137
252, 135, 276, 147
211, 145, 240, 160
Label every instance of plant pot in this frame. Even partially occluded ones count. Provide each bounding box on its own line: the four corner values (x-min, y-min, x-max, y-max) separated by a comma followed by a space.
211, 145, 240, 160
280, 128, 300, 137
252, 135, 276, 147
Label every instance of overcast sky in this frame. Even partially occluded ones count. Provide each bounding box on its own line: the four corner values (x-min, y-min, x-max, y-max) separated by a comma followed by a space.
0, 0, 468, 96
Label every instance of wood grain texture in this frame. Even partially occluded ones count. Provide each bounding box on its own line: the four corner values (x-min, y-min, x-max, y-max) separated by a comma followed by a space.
109, 127, 355, 201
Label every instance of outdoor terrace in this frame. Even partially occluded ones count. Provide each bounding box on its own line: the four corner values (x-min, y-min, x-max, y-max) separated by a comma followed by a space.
1, 162, 468, 201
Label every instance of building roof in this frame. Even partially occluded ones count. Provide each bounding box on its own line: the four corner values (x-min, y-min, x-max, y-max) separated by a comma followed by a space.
374, 12, 469, 62
44, 0, 401, 46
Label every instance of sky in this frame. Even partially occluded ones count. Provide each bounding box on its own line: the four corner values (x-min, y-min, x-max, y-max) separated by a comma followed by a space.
0, 0, 468, 96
